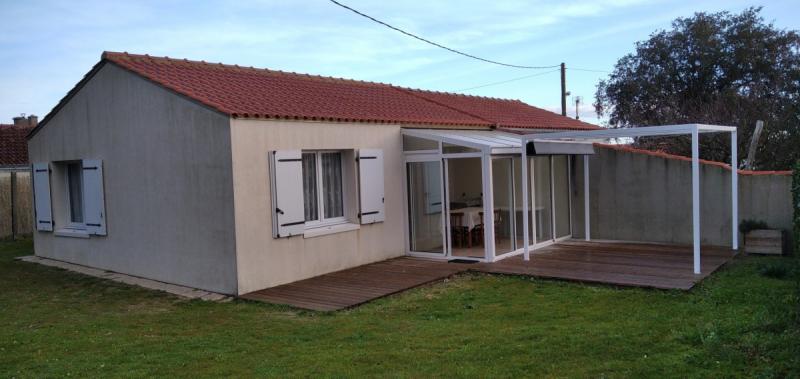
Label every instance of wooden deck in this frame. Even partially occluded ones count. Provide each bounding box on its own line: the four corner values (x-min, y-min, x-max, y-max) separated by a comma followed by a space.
474, 240, 736, 290
241, 241, 736, 311
240, 257, 469, 311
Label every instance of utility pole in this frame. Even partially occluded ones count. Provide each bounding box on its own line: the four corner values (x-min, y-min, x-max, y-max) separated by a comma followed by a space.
560, 62, 567, 116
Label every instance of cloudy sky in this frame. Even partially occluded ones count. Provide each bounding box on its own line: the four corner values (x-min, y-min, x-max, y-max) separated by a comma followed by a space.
1, 0, 798, 125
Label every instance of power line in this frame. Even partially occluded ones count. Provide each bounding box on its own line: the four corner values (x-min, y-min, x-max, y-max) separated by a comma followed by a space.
569, 67, 612, 74
456, 69, 561, 91
328, 0, 560, 70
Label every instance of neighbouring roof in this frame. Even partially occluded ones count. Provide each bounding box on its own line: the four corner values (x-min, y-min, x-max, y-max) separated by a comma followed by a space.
31, 51, 599, 137
0, 124, 31, 165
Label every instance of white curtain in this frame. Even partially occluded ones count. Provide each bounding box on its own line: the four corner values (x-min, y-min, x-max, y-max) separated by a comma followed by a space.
321, 152, 344, 218
302, 153, 318, 222
67, 162, 84, 223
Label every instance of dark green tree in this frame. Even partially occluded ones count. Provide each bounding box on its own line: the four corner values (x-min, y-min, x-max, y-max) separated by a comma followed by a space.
595, 7, 800, 170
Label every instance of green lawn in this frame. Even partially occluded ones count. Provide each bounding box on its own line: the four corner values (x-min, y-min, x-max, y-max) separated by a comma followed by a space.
1, 239, 798, 378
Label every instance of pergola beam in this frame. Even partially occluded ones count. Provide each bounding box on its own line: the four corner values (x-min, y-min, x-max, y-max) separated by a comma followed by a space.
524, 123, 737, 141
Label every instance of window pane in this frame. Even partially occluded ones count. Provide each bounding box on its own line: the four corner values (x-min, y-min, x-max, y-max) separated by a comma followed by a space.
321, 152, 343, 219
302, 153, 318, 222
67, 162, 83, 223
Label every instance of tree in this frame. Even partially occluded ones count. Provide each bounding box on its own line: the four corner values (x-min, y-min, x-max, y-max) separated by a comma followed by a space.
595, 7, 800, 170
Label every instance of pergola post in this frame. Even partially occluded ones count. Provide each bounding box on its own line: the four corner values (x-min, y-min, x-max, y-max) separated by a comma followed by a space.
584, 155, 590, 241
731, 131, 739, 250
692, 126, 701, 274
521, 141, 530, 261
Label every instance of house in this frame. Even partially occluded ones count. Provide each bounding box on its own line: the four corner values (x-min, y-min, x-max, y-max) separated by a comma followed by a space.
1, 115, 37, 168
1, 115, 37, 239
28, 52, 752, 296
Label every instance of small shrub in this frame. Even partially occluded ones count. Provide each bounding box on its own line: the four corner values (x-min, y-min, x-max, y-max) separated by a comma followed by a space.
758, 262, 790, 279
740, 219, 770, 234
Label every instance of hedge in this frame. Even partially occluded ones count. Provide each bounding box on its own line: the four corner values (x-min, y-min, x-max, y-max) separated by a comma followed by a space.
793, 160, 800, 256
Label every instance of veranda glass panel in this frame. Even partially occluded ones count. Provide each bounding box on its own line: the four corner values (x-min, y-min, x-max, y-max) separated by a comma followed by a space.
403, 135, 438, 151
442, 143, 480, 154
512, 156, 529, 249
553, 155, 571, 238
492, 158, 514, 255
533, 156, 552, 241
407, 161, 444, 254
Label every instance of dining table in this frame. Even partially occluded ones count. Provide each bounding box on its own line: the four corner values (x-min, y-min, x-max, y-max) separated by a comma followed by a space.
449, 206, 484, 231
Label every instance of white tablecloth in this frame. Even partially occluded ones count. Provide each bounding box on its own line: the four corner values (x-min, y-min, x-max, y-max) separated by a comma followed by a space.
450, 207, 483, 230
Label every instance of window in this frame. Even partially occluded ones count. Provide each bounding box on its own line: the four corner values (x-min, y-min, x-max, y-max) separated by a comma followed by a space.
302, 151, 345, 226
66, 162, 84, 225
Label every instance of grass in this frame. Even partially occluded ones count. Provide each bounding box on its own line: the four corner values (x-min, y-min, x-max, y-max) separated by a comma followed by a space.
1, 239, 798, 378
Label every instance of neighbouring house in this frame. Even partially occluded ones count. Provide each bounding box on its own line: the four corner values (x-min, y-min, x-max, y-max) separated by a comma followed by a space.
27, 52, 791, 296
1, 115, 37, 238
1, 115, 37, 168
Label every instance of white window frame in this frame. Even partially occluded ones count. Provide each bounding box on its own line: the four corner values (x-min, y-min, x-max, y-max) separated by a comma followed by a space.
303, 150, 348, 229
64, 161, 86, 231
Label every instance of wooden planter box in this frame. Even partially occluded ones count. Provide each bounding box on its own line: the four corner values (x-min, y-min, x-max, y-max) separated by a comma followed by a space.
744, 229, 786, 255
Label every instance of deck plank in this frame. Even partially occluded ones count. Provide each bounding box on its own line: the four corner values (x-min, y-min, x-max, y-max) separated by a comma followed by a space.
240, 241, 736, 310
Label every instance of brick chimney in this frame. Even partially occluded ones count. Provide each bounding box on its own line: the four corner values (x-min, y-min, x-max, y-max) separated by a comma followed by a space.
10, 114, 37, 127
12, 115, 26, 127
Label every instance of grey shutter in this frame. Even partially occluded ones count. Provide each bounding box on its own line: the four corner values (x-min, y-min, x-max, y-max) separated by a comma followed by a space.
82, 159, 107, 235
269, 150, 306, 237
357, 149, 385, 224
32, 162, 53, 231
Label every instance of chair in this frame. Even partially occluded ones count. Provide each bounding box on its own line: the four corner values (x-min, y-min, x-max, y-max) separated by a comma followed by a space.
450, 213, 471, 248
473, 210, 502, 246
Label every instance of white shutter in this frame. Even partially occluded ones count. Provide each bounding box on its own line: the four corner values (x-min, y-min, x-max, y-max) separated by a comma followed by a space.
269, 150, 305, 237
357, 149, 385, 224
82, 159, 107, 235
32, 162, 53, 232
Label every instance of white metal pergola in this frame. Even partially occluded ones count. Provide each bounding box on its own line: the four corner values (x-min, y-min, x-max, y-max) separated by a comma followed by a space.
523, 124, 739, 274
402, 124, 738, 275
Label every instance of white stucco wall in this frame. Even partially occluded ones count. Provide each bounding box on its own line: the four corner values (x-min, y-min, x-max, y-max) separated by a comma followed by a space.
27, 63, 239, 294
230, 119, 405, 294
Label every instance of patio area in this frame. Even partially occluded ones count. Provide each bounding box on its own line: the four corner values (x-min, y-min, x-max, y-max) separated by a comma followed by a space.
241, 240, 737, 311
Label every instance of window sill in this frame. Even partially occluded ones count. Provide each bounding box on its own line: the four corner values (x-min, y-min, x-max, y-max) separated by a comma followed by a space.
303, 222, 360, 239
55, 228, 91, 239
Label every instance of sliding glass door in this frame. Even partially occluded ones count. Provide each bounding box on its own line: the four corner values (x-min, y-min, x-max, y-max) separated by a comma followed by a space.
492, 157, 515, 255
406, 160, 445, 255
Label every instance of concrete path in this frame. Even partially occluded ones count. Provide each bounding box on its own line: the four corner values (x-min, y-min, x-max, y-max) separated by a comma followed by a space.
17, 255, 230, 301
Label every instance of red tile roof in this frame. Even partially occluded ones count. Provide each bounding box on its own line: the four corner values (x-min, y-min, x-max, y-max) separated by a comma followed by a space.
101, 52, 598, 131
0, 124, 31, 165
596, 143, 793, 176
